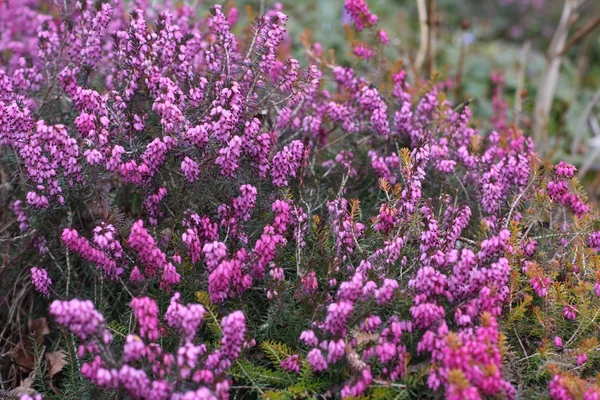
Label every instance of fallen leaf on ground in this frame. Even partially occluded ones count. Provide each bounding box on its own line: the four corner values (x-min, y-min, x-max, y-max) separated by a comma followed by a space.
28, 318, 49, 338
45, 350, 67, 379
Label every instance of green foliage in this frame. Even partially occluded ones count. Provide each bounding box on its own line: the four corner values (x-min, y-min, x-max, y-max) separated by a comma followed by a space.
196, 290, 223, 336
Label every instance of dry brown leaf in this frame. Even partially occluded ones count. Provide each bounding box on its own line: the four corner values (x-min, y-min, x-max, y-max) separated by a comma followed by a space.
10, 373, 36, 396
28, 318, 49, 338
350, 329, 379, 346
45, 351, 67, 379
10, 340, 35, 371
378, 177, 391, 193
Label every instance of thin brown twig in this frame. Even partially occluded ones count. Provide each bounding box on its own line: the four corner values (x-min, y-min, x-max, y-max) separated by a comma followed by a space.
559, 16, 600, 56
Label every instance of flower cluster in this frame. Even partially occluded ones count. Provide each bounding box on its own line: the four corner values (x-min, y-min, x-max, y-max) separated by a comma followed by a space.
30, 267, 52, 298
3, 1, 600, 399
50, 294, 246, 399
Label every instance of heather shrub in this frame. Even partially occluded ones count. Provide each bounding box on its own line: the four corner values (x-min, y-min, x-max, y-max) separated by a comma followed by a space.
2, 1, 600, 400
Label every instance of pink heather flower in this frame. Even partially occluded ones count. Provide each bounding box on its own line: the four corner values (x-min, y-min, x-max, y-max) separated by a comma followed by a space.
115, 364, 151, 397
227, 6, 239, 26
585, 388, 600, 400
353, 44, 374, 60
337, 272, 364, 302
424, 314, 515, 398
181, 157, 200, 182
549, 375, 571, 400
546, 180, 568, 200
144, 187, 168, 225
411, 302, 446, 329
255, 12, 289, 73
301, 271, 318, 295
182, 214, 219, 264
378, 236, 405, 265
123, 334, 146, 363
192, 369, 214, 385
409, 266, 448, 298
19, 395, 43, 400
369, 151, 399, 184
360, 315, 382, 332
31, 267, 52, 297
269, 265, 284, 281
215, 135, 242, 177
84, 149, 103, 166
61, 227, 123, 279
563, 305, 577, 320
324, 150, 357, 178
577, 352, 588, 366
251, 225, 286, 278
523, 239, 538, 256
278, 59, 301, 93
242, 121, 271, 177
357, 85, 389, 136
374, 279, 399, 305
50, 299, 105, 340
106, 145, 125, 171
178, 342, 207, 379
362, 281, 378, 299
202, 241, 228, 272
271, 199, 292, 234
237, 185, 258, 218
567, 194, 590, 218
280, 354, 301, 373
128, 220, 167, 278
324, 301, 353, 336
26, 191, 49, 209
130, 297, 160, 341
374, 203, 397, 233
589, 231, 600, 252
92, 224, 124, 261
530, 275, 551, 297
271, 140, 305, 187
344, 0, 379, 31
33, 235, 48, 255
341, 368, 373, 398
554, 336, 563, 348
327, 339, 346, 363
478, 229, 512, 262
130, 266, 144, 283
141, 136, 177, 177
208, 250, 251, 303
300, 330, 319, 347
220, 311, 246, 360
12, 200, 29, 232
184, 125, 209, 148
307, 348, 328, 372
378, 29, 389, 45
160, 262, 181, 290
165, 292, 206, 341
376, 341, 397, 364
328, 198, 366, 259
556, 161, 576, 178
